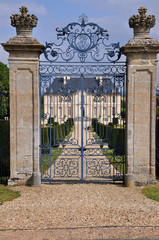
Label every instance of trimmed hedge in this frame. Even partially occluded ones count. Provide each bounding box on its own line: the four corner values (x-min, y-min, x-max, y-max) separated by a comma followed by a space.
92, 118, 125, 155
0, 120, 10, 183
41, 118, 74, 148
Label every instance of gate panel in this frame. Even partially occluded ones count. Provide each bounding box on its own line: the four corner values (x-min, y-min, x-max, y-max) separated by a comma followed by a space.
40, 14, 126, 183
40, 75, 82, 181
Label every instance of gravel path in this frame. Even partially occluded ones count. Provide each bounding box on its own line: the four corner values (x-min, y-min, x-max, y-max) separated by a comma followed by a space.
0, 183, 159, 239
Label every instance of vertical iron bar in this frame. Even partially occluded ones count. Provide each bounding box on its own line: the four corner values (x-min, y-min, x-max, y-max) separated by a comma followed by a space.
81, 74, 84, 183
40, 74, 42, 180
49, 77, 52, 183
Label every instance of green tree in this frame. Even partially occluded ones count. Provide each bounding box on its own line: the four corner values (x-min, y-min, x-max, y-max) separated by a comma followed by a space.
0, 62, 9, 118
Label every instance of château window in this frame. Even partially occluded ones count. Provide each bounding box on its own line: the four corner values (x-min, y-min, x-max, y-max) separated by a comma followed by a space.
68, 107, 71, 116
50, 96, 54, 103
51, 107, 54, 116
103, 96, 106, 102
59, 96, 62, 103
93, 107, 97, 116
59, 107, 62, 117
103, 107, 107, 116
93, 96, 97, 102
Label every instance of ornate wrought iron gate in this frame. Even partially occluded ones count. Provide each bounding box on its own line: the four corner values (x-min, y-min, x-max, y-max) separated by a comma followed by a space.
40, 15, 126, 183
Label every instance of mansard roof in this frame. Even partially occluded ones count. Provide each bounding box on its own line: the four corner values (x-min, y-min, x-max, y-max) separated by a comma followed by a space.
45, 77, 120, 95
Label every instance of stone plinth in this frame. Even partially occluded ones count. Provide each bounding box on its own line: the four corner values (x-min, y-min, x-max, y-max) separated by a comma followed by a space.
121, 7, 159, 186
2, 6, 44, 186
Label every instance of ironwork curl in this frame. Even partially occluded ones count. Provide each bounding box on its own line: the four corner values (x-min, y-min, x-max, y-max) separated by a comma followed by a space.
54, 158, 79, 177
86, 159, 110, 177
84, 148, 103, 156
63, 148, 80, 155
44, 14, 121, 63
40, 64, 126, 76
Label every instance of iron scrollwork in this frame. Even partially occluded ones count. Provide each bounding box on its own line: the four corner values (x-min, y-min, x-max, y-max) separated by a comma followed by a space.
54, 158, 79, 177
86, 159, 110, 177
44, 14, 121, 63
39, 64, 126, 76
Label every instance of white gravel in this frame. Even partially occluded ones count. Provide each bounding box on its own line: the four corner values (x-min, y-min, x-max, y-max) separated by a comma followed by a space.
0, 183, 159, 232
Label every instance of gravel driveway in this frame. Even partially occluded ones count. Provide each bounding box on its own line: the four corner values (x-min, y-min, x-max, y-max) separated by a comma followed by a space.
0, 183, 159, 239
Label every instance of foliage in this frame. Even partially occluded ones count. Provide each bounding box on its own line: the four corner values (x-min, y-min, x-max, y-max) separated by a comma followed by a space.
92, 118, 125, 155
41, 118, 74, 148
0, 62, 9, 118
41, 118, 74, 174
0, 120, 10, 184
142, 182, 159, 202
156, 106, 159, 118
48, 117, 55, 125
156, 96, 159, 106
113, 117, 119, 125
156, 97, 159, 117
41, 148, 63, 174
41, 95, 44, 118
102, 148, 125, 174
0, 185, 20, 205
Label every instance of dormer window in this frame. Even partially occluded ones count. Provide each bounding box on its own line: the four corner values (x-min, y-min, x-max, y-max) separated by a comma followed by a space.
99, 76, 102, 86
63, 76, 66, 85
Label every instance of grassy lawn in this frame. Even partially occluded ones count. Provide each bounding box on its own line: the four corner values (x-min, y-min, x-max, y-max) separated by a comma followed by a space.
41, 148, 63, 174
102, 148, 125, 174
142, 182, 159, 201
0, 185, 20, 205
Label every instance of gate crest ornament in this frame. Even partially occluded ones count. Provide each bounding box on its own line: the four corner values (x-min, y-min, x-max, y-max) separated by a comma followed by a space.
44, 14, 121, 63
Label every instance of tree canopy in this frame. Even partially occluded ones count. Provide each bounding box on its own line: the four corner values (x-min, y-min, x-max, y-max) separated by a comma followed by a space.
0, 62, 9, 118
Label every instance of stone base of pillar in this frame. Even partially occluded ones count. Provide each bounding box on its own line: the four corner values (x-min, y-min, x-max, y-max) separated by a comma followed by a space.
8, 172, 41, 186
32, 172, 41, 187
125, 174, 135, 187
125, 174, 157, 187
8, 174, 32, 186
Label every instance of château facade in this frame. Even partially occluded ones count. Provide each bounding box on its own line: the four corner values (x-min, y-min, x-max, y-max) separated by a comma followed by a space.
43, 76, 122, 124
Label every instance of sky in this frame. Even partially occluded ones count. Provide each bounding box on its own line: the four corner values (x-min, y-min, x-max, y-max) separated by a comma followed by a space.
1, 0, 159, 66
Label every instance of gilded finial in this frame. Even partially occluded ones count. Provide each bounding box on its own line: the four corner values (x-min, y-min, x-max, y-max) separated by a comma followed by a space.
19, 6, 28, 16
138, 7, 147, 16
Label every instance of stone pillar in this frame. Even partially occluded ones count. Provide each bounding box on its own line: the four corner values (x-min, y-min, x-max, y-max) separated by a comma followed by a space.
121, 7, 159, 186
2, 6, 44, 186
